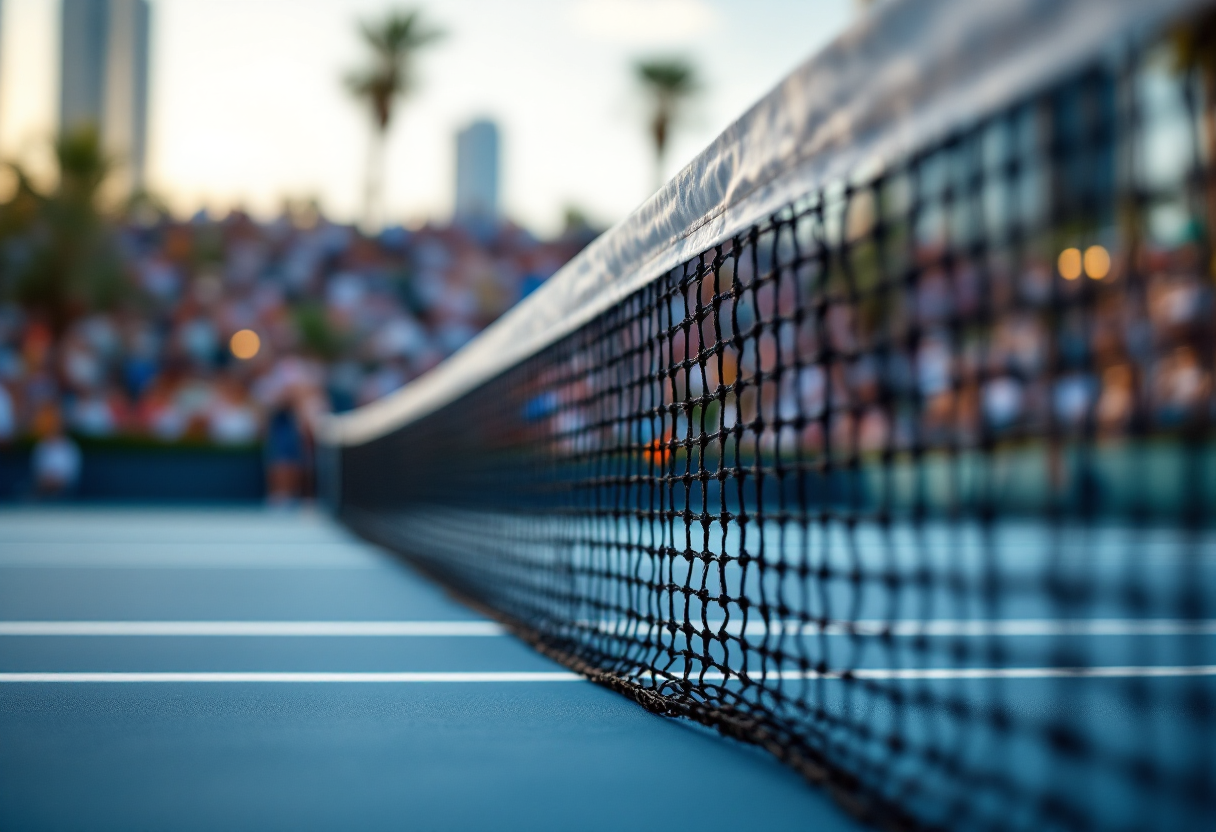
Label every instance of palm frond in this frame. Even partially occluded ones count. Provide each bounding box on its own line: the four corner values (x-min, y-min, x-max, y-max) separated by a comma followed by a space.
635, 59, 698, 96
346, 8, 444, 132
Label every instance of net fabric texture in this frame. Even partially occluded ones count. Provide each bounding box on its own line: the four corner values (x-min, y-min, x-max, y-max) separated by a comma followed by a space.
336, 20, 1216, 832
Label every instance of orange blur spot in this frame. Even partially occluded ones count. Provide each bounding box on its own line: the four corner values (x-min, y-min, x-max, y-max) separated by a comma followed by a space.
1084, 245, 1110, 280
230, 329, 261, 360
1058, 248, 1082, 280
642, 432, 672, 464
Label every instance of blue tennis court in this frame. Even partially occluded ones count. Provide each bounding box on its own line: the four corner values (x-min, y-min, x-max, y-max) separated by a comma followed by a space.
0, 508, 867, 832
2, 508, 1212, 830
4, 2, 1216, 830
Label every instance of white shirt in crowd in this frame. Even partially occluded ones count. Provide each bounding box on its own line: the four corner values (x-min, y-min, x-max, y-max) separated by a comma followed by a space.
33, 435, 82, 492
0, 385, 13, 440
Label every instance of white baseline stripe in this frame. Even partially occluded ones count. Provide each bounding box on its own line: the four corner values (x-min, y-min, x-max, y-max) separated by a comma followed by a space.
851, 619, 1216, 637
4, 617, 1211, 637
0, 621, 506, 637
1, 667, 1214, 684
0, 671, 580, 683
4, 619, 1215, 638
694, 666, 1216, 682
591, 619, 1216, 638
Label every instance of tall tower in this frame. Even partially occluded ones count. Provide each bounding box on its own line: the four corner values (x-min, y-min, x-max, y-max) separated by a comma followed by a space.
454, 119, 500, 223
59, 0, 151, 196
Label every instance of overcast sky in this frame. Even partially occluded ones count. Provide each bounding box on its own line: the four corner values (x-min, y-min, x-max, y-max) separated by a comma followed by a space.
0, 0, 857, 234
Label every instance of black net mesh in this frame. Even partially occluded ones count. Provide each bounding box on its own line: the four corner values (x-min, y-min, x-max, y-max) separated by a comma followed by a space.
337, 20, 1216, 832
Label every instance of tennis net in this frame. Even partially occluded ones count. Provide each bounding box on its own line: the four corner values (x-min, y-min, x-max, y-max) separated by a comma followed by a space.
323, 1, 1216, 829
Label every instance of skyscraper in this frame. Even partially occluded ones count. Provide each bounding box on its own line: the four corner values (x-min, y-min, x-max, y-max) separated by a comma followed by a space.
59, 0, 150, 195
454, 119, 500, 222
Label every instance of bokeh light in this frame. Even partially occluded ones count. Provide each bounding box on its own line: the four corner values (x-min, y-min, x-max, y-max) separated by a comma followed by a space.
1058, 247, 1082, 280
1084, 245, 1111, 279
230, 329, 261, 360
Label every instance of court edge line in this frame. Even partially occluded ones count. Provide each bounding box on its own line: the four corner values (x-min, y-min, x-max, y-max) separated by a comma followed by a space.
0, 621, 506, 636
0, 671, 579, 683
6, 618, 1213, 637
708, 665, 1216, 681
631, 619, 1216, 638
1, 666, 1214, 683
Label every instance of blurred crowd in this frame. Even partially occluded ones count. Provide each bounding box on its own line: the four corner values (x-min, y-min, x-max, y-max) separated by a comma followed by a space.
0, 205, 595, 498
610, 237, 1213, 465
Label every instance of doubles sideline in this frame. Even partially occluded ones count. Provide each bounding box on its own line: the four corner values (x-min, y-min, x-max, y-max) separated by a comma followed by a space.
2, 619, 1215, 637
1, 666, 1215, 684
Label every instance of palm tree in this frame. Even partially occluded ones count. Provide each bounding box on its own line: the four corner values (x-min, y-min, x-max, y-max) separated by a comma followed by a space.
0, 126, 125, 335
634, 58, 699, 192
345, 9, 443, 230
1173, 11, 1216, 247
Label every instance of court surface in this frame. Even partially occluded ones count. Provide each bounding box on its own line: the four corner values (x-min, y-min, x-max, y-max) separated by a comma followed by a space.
0, 507, 867, 832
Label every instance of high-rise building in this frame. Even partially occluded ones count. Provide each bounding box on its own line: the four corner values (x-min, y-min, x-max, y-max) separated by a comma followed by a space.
59, 0, 151, 196
454, 119, 500, 222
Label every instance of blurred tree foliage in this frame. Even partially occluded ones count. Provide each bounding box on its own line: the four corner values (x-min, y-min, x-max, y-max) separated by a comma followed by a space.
0, 126, 127, 334
293, 302, 346, 361
1173, 10, 1216, 260
345, 8, 443, 229
634, 58, 699, 192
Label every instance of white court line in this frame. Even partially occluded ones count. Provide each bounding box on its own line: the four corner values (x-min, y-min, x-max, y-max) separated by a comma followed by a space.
0, 621, 506, 637
0, 671, 580, 683
696, 666, 1216, 681
4, 619, 1216, 637
1, 666, 1215, 683
591, 619, 1216, 637
848, 619, 1216, 637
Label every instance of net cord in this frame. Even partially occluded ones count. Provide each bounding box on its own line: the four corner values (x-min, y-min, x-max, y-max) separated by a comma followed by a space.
322, 0, 1210, 446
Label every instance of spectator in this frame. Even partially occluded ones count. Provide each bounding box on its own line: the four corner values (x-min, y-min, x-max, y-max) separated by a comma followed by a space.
0, 201, 597, 504
208, 378, 260, 446
0, 383, 14, 442
32, 413, 82, 497
265, 403, 304, 505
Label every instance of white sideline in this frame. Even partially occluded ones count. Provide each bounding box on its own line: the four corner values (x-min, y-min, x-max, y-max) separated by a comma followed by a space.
1, 666, 1214, 683
0, 621, 506, 636
705, 666, 1216, 681
671, 619, 1216, 638
3, 619, 1216, 637
0, 671, 579, 683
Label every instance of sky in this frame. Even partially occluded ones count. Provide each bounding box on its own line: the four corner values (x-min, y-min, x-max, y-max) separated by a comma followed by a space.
0, 0, 857, 235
